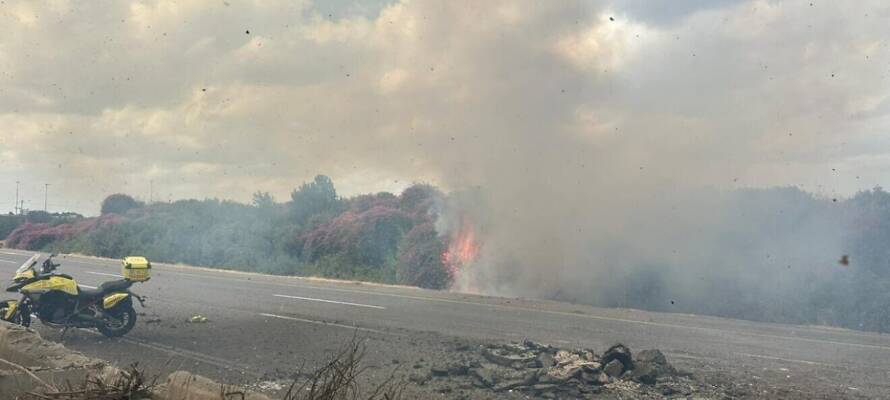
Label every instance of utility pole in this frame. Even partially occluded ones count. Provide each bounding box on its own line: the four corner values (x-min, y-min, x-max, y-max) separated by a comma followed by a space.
44, 183, 50, 212
14, 181, 19, 215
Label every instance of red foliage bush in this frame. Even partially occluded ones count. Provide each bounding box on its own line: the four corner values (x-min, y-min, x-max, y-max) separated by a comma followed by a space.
5, 214, 125, 250
399, 184, 442, 218
300, 204, 414, 267
297, 184, 451, 282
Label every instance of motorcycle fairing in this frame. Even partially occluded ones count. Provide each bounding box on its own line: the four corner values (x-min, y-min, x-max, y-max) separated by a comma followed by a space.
22, 276, 78, 296
2, 300, 17, 320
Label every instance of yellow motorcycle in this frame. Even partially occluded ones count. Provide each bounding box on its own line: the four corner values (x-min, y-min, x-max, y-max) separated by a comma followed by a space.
0, 253, 150, 337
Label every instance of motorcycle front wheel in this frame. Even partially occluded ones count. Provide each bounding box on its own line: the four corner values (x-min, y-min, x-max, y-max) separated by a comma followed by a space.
97, 304, 136, 338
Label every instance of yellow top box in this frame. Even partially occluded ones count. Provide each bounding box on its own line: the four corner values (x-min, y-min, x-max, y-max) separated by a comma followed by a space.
122, 256, 151, 269
121, 256, 151, 281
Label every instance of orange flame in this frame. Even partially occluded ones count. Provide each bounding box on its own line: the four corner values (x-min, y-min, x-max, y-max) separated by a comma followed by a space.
442, 217, 481, 291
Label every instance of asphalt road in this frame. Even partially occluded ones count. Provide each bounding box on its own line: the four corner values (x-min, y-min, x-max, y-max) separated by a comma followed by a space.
0, 249, 888, 398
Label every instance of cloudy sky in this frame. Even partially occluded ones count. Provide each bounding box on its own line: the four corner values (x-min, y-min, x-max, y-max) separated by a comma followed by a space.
1, 0, 888, 215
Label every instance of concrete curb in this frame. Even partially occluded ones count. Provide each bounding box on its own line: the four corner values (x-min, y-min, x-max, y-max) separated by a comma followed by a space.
166, 371, 273, 400
0, 322, 115, 397
0, 323, 274, 400
0, 321, 97, 368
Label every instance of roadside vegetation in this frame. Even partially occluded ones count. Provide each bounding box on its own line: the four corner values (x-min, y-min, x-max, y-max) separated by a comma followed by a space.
4, 176, 450, 290
5, 176, 890, 333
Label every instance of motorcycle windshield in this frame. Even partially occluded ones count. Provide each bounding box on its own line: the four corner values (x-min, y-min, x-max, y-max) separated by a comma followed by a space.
15, 254, 40, 276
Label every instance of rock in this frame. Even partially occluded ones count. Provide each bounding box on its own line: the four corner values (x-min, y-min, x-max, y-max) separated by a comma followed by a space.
581, 362, 602, 373
409, 371, 431, 385
492, 379, 529, 392
482, 345, 537, 367
522, 339, 554, 353
532, 383, 559, 392
581, 370, 610, 385
635, 349, 676, 376
631, 362, 658, 385
604, 359, 624, 377
553, 350, 574, 364
585, 385, 604, 395
545, 350, 602, 383
472, 368, 496, 388
448, 364, 470, 376
602, 344, 633, 372
543, 364, 582, 382
636, 349, 667, 365
537, 352, 555, 368
661, 386, 679, 396
430, 362, 469, 377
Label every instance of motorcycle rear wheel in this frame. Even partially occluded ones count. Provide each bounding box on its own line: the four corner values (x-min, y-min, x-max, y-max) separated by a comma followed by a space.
97, 304, 136, 337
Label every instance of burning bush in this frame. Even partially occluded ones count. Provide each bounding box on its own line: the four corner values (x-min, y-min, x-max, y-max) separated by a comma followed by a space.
396, 222, 451, 289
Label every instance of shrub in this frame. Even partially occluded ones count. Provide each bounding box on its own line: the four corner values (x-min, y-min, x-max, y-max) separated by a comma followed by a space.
396, 222, 451, 289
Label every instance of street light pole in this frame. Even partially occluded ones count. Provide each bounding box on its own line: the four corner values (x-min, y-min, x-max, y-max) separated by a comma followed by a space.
44, 183, 50, 212
15, 181, 19, 215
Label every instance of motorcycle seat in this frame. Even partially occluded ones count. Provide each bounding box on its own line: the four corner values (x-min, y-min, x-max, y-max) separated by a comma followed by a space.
77, 286, 104, 301
99, 279, 132, 293
77, 279, 132, 301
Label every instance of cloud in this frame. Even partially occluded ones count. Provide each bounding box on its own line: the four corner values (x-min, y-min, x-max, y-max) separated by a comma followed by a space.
0, 0, 886, 222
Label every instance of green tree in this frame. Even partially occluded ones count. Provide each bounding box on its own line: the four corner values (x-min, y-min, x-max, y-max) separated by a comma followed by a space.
252, 191, 276, 209
101, 194, 143, 215
289, 175, 341, 225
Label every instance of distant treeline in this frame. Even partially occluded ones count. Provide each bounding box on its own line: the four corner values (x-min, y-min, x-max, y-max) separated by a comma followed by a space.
4, 178, 890, 333
3, 176, 451, 289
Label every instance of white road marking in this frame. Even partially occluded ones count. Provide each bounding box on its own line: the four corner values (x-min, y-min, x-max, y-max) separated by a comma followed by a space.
273, 294, 385, 310
77, 329, 256, 375
79, 284, 98, 289
0, 259, 18, 264
0, 251, 23, 256
734, 352, 834, 367
87, 271, 123, 278
259, 313, 391, 335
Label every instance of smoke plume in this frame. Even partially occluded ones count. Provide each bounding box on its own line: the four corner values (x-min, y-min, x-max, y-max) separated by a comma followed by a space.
2, 1, 889, 318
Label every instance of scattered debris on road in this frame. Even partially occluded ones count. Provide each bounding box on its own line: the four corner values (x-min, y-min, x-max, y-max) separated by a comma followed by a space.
188, 315, 209, 323
413, 339, 691, 398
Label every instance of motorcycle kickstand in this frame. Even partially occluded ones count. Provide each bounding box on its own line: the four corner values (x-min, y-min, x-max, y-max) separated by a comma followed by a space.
59, 326, 71, 342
